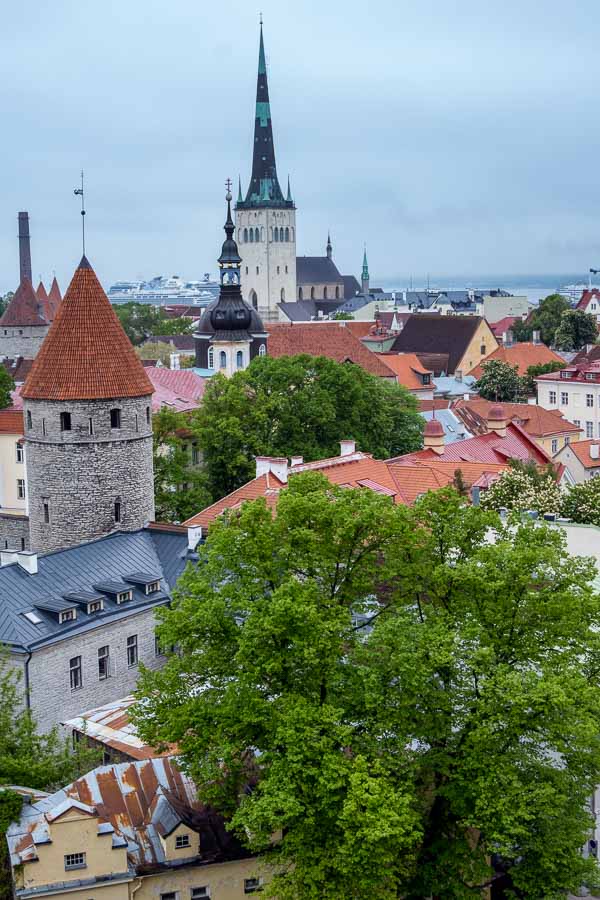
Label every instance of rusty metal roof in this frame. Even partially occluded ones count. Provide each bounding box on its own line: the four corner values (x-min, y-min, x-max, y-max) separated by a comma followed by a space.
7, 758, 248, 872
63, 696, 170, 761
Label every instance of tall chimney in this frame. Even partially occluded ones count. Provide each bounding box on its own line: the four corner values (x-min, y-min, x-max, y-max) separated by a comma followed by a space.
18, 212, 32, 284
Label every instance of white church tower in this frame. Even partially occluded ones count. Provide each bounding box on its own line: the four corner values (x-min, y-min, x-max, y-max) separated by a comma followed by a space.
235, 23, 296, 322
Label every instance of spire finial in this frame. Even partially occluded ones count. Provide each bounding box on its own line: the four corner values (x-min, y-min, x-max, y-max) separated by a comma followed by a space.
73, 170, 86, 256
237, 175, 243, 203
259, 11, 263, 26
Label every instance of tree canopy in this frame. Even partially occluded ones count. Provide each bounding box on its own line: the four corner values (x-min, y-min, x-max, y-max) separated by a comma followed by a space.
480, 459, 561, 515
474, 358, 526, 402
554, 309, 598, 351
115, 302, 194, 346
561, 477, 600, 527
0, 368, 14, 411
192, 354, 424, 499
153, 407, 211, 522
134, 475, 600, 899
526, 293, 571, 345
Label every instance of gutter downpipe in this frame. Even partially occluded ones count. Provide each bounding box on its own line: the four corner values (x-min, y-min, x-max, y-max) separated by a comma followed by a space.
23, 648, 32, 710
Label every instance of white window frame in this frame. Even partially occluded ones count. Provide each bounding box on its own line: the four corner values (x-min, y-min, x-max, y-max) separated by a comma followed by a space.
64, 852, 86, 870
16, 479, 26, 500
69, 656, 82, 691
175, 834, 191, 849
15, 443, 23, 463
127, 634, 138, 667
98, 645, 110, 680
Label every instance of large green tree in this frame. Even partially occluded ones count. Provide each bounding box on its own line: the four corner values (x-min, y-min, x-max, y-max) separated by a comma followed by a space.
480, 459, 562, 515
114, 302, 194, 346
561, 477, 600, 527
474, 358, 525, 402
153, 407, 211, 522
554, 309, 598, 351
134, 475, 600, 899
0, 368, 14, 411
528, 293, 571, 345
0, 652, 100, 898
192, 354, 423, 499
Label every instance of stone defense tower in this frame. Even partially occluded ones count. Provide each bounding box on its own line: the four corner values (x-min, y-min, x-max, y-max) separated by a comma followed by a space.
21, 256, 155, 553
235, 23, 296, 322
195, 190, 267, 375
0, 277, 49, 359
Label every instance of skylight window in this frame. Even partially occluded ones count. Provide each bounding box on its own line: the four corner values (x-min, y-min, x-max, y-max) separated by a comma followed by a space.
24, 611, 42, 625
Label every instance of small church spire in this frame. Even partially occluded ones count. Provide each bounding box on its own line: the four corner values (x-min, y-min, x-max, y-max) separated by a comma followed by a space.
237, 175, 243, 204
286, 175, 292, 203
361, 245, 370, 295
326, 232, 332, 260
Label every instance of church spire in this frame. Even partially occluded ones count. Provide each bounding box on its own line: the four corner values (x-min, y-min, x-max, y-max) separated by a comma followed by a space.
361, 246, 370, 295
239, 21, 290, 208
326, 232, 332, 260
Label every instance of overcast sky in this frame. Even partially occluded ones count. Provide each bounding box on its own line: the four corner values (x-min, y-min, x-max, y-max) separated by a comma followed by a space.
1, 0, 599, 294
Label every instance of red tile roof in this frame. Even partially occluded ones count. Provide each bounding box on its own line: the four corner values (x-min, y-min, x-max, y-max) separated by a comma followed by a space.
377, 352, 435, 392
36, 282, 54, 322
488, 316, 519, 338
147, 368, 207, 412
469, 342, 563, 378
0, 409, 24, 435
266, 323, 395, 377
418, 398, 451, 412
452, 398, 581, 438
536, 358, 600, 385
392, 421, 551, 466
576, 289, 600, 311
0, 279, 47, 328
563, 438, 600, 469
21, 257, 154, 401
48, 277, 62, 318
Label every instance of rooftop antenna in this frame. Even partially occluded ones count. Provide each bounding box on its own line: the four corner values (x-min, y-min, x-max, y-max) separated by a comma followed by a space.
73, 170, 86, 256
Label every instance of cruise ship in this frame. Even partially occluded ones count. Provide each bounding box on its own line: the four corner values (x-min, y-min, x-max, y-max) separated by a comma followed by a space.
107, 274, 219, 307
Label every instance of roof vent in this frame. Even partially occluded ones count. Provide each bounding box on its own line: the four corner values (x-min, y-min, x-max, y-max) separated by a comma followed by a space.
290, 456, 304, 467
340, 440, 356, 457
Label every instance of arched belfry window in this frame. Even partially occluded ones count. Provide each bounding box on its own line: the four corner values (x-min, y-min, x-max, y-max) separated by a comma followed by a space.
285, 227, 289, 242
250, 290, 258, 310
311, 287, 315, 300
324, 287, 328, 300
259, 344, 266, 356
236, 350, 244, 368
249, 229, 254, 243
255, 227, 260, 242
291, 227, 295, 241
279, 227, 284, 242
243, 228, 248, 242
298, 287, 303, 300
274, 228, 279, 242
219, 351, 227, 368
335, 286, 340, 299
281, 288, 285, 301
260, 227, 265, 241
208, 347, 214, 369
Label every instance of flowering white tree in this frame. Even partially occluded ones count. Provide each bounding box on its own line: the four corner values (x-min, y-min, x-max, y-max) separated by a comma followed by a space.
561, 477, 600, 526
480, 463, 561, 515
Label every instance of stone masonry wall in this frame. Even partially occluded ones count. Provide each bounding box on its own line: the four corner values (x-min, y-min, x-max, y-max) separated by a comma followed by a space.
0, 325, 49, 360
26, 604, 166, 733
24, 395, 155, 553
0, 512, 30, 550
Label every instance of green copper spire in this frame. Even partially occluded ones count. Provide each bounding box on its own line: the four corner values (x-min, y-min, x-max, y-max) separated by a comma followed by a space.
237, 175, 243, 203
258, 22, 267, 75
286, 175, 292, 202
361, 245, 370, 294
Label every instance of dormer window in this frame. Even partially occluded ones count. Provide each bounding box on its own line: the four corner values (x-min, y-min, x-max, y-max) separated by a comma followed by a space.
422, 374, 431, 385
60, 609, 77, 624
146, 581, 160, 594
560, 370, 571, 379
586, 372, 596, 381
117, 590, 132, 604
87, 600, 103, 614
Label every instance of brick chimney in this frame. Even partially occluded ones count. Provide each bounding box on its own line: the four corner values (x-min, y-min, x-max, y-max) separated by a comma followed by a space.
340, 439, 356, 457
423, 418, 445, 455
487, 404, 508, 437
18, 212, 32, 284
255, 457, 288, 483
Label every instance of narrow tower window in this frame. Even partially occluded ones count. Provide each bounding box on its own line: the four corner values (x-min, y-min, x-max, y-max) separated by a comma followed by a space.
26, 411, 32, 430
60, 412, 72, 431
114, 499, 121, 523
274, 228, 279, 242
285, 227, 289, 242
110, 408, 121, 429
43, 501, 50, 524
146, 406, 150, 424
219, 351, 227, 369
88, 417, 94, 435
279, 227, 284, 242
323, 287, 328, 300
298, 287, 303, 300
281, 288, 285, 301
236, 350, 244, 369
311, 287, 315, 300
243, 228, 248, 242
255, 228, 260, 242
249, 229, 254, 243
208, 347, 214, 368
336, 286, 340, 299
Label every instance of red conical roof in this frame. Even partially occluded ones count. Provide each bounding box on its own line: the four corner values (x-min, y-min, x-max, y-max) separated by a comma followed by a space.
48, 277, 62, 318
36, 281, 52, 322
22, 257, 154, 401
0, 278, 47, 327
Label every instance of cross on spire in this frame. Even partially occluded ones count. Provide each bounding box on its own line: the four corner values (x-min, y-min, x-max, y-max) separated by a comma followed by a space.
73, 170, 86, 257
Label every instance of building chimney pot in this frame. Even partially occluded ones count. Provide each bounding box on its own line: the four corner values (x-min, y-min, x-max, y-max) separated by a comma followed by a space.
590, 444, 600, 460
290, 456, 304, 467
340, 440, 356, 457
532, 329, 541, 345
255, 456, 289, 483
0, 550, 18, 567
169, 352, 181, 370
16, 551, 37, 575
187, 525, 203, 551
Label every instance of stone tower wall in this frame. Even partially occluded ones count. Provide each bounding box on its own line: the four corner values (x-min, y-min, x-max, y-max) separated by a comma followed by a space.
0, 325, 49, 360
24, 395, 155, 553
236, 207, 296, 322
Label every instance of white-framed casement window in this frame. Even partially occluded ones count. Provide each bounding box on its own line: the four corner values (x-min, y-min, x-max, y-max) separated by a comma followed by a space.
551, 438, 558, 454
69, 656, 82, 691
586, 421, 594, 438
15, 443, 23, 463
64, 852, 86, 870
175, 834, 191, 849
587, 394, 594, 407
560, 392, 569, 405
549, 390, 557, 404
98, 645, 110, 680
127, 634, 138, 667
16, 479, 25, 500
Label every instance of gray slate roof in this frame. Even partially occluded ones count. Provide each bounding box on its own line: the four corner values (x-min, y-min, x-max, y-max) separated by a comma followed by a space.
0, 527, 191, 650
296, 256, 344, 284
278, 300, 343, 322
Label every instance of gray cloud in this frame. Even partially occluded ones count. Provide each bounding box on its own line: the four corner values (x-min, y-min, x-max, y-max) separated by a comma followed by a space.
1, 0, 599, 293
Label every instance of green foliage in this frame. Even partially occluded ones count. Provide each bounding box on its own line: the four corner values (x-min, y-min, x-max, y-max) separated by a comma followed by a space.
528, 293, 571, 346
331, 312, 354, 320
561, 477, 600, 526
134, 476, 600, 899
0, 651, 101, 899
554, 309, 598, 351
193, 354, 424, 500
0, 368, 15, 411
475, 358, 526, 402
153, 407, 211, 522
522, 360, 565, 396
0, 294, 12, 319
480, 459, 561, 515
510, 317, 533, 342
114, 302, 194, 345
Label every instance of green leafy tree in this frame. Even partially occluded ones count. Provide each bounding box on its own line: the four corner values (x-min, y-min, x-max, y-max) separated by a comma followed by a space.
153, 316, 195, 336
136, 341, 178, 366
134, 475, 600, 899
474, 358, 525, 402
331, 312, 354, 320
192, 354, 424, 499
561, 477, 600, 526
0, 369, 14, 411
480, 459, 561, 515
153, 407, 211, 522
522, 360, 565, 396
510, 317, 533, 342
528, 293, 571, 345
114, 302, 164, 345
554, 309, 598, 351
0, 651, 100, 898
0, 294, 12, 318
